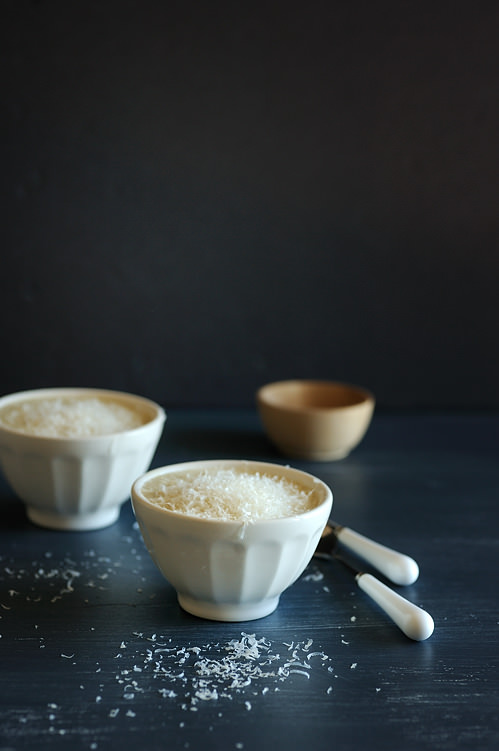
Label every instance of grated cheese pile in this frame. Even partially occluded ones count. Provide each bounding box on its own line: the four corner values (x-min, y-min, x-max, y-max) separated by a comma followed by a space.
141, 467, 317, 522
0, 396, 145, 438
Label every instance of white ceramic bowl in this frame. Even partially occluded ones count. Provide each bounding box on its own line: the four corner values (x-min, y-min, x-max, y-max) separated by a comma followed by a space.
0, 387, 166, 530
131, 459, 333, 622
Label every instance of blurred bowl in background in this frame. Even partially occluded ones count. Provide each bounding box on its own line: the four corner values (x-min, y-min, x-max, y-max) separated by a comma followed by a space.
256, 379, 375, 461
0, 387, 166, 530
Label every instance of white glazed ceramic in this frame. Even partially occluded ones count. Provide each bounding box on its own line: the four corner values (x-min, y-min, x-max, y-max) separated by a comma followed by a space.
0, 387, 166, 530
131, 459, 333, 622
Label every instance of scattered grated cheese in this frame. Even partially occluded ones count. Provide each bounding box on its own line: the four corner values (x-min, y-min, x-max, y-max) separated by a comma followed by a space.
140, 467, 319, 521
302, 570, 324, 582
0, 522, 372, 734
0, 396, 145, 438
110, 631, 338, 711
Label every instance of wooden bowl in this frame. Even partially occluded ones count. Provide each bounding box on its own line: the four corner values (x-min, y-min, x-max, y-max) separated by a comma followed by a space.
256, 380, 375, 461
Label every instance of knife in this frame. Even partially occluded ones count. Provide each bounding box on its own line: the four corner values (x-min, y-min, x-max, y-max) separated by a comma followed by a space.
322, 551, 434, 641
320, 521, 420, 586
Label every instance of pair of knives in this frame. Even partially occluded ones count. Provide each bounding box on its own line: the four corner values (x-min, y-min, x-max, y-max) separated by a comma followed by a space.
315, 521, 434, 641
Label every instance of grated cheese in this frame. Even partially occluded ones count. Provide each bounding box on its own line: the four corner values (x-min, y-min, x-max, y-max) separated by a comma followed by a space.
140, 467, 319, 522
0, 523, 370, 733
112, 631, 335, 710
0, 396, 146, 438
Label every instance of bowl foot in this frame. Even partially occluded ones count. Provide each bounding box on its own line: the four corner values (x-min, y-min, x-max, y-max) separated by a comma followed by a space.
178, 593, 280, 622
26, 505, 121, 531
274, 443, 351, 461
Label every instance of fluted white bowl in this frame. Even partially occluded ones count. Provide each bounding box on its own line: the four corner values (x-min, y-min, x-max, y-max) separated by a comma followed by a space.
0, 387, 166, 530
131, 459, 333, 622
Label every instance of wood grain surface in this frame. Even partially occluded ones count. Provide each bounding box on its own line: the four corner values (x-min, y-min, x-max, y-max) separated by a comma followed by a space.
1, 411, 498, 750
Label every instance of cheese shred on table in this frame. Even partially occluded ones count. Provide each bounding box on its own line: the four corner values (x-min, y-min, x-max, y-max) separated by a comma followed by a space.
0, 397, 145, 438
141, 468, 317, 521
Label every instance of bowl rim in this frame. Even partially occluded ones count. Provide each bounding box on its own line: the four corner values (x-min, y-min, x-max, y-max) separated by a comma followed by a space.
256, 379, 375, 413
131, 458, 333, 528
0, 386, 166, 442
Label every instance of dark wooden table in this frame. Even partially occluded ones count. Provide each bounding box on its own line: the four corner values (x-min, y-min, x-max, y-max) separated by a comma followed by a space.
1, 409, 498, 751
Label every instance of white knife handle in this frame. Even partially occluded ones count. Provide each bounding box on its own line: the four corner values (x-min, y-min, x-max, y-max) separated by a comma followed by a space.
357, 573, 434, 641
338, 526, 420, 586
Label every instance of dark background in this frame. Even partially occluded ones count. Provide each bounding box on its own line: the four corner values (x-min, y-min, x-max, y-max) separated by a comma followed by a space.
2, 0, 498, 410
